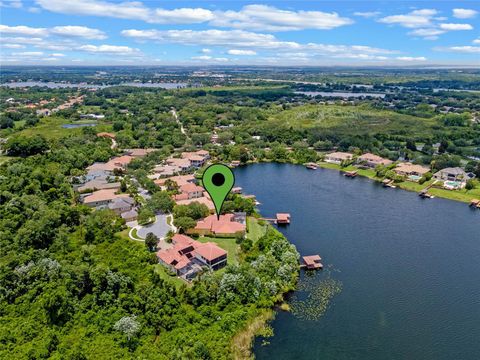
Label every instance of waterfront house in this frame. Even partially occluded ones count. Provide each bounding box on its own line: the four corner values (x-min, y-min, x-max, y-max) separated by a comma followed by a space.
357, 153, 393, 168
157, 234, 227, 278
433, 167, 471, 184
324, 152, 354, 164
394, 163, 430, 178
189, 214, 246, 237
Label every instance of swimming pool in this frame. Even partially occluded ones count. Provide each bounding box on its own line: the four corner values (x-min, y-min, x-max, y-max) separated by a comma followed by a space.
408, 175, 422, 182
444, 180, 462, 189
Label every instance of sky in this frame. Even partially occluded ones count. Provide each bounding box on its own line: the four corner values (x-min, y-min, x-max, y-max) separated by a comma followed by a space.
0, 0, 479, 66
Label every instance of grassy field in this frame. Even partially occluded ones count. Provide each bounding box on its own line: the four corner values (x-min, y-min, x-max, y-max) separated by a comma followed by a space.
247, 217, 268, 242
318, 161, 480, 204
271, 104, 436, 136
198, 236, 239, 266
0, 155, 15, 164
14, 116, 112, 140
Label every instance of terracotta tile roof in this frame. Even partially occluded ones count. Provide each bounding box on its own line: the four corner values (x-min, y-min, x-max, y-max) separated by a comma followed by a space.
325, 152, 353, 160
194, 214, 246, 235
358, 153, 393, 165
195, 242, 227, 262
180, 183, 204, 193
126, 148, 157, 157
83, 189, 129, 204
276, 213, 290, 221
176, 196, 215, 211
395, 163, 430, 175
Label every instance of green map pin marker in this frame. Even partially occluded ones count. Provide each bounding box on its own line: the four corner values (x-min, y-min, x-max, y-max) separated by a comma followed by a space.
202, 164, 235, 219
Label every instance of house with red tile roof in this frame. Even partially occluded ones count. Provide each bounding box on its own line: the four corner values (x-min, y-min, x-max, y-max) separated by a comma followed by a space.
157, 234, 227, 277
189, 214, 246, 237
324, 152, 354, 164
181, 150, 210, 167
357, 153, 393, 168
173, 183, 204, 201
125, 148, 157, 158
82, 189, 130, 208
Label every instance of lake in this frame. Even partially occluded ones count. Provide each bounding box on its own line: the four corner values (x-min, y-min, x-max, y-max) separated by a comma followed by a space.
295, 91, 386, 99
233, 163, 480, 360
62, 123, 97, 128
0, 81, 188, 89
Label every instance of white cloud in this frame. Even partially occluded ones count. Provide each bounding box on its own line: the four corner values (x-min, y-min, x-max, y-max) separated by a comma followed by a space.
409, 28, 445, 37
1, 43, 26, 48
35, 1, 352, 31
36, 0, 212, 24
452, 9, 478, 19
378, 9, 437, 28
0, 0, 22, 8
0, 24, 48, 36
439, 23, 473, 31
191, 55, 228, 62
396, 56, 427, 61
153, 8, 214, 23
201, 48, 211, 54
473, 38, 480, 44
12, 51, 44, 56
51, 53, 65, 57
211, 5, 353, 31
0, 24, 107, 39
50, 26, 107, 39
227, 49, 257, 55
78, 44, 139, 54
28, 6, 40, 13
121, 29, 396, 57
353, 11, 381, 18
436, 46, 480, 53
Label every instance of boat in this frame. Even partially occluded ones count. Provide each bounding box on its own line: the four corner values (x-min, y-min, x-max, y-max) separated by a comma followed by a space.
344, 170, 358, 178
382, 179, 396, 188
305, 162, 318, 170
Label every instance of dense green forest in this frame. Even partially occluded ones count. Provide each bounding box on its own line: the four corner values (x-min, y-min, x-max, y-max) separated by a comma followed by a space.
0, 130, 299, 358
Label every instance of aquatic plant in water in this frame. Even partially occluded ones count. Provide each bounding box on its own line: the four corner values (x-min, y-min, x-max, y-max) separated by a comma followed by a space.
290, 271, 343, 321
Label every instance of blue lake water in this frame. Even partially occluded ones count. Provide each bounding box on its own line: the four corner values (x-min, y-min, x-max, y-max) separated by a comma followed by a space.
62, 123, 97, 128
233, 163, 480, 360
1, 81, 188, 89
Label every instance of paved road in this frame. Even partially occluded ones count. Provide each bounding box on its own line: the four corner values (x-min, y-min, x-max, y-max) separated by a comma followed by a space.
137, 214, 170, 239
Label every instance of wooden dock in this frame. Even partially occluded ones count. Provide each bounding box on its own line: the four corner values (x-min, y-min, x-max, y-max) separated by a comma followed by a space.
344, 170, 358, 178
301, 255, 323, 270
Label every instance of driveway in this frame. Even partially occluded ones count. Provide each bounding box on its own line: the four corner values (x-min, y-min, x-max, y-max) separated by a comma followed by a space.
137, 214, 171, 239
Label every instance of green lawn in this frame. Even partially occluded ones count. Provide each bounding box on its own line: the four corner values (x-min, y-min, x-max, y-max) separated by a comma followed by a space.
247, 217, 267, 242
270, 104, 436, 136
15, 116, 112, 140
318, 161, 480, 204
198, 236, 239, 266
